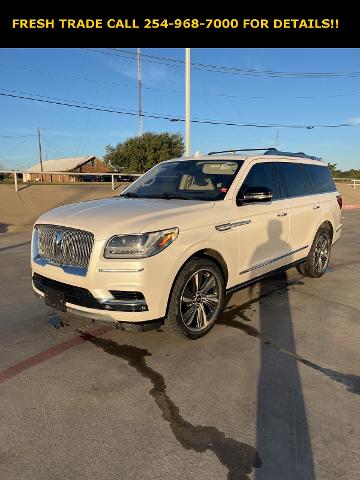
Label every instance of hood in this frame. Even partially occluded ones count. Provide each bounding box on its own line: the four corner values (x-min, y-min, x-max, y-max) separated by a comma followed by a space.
35, 196, 216, 239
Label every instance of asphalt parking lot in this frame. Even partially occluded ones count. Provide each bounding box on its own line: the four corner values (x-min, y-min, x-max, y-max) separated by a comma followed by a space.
0, 211, 359, 480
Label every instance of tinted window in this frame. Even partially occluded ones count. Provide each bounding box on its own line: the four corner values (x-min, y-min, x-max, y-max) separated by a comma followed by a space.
238, 162, 282, 201
276, 162, 312, 197
303, 164, 336, 193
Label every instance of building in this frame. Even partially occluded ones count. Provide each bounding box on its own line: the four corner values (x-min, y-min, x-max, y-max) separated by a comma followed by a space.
23, 156, 110, 183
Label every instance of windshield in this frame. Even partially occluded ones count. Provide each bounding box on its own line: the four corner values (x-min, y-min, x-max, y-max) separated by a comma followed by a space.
121, 160, 244, 201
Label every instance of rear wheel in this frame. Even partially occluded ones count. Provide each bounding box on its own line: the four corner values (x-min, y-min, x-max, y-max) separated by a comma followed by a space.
296, 227, 332, 278
164, 258, 225, 339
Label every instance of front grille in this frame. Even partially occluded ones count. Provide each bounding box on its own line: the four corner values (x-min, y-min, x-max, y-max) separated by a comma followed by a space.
37, 224, 94, 268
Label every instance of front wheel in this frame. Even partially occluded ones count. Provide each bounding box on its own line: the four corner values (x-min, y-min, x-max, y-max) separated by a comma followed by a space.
164, 258, 225, 339
296, 227, 332, 278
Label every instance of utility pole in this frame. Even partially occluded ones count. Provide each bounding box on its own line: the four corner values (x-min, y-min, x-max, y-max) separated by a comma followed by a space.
137, 48, 142, 136
185, 48, 191, 157
37, 127, 44, 182
276, 128, 279, 149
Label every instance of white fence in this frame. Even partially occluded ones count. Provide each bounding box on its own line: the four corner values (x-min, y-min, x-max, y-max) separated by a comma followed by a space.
0, 171, 142, 192
2, 171, 359, 192
333, 178, 360, 189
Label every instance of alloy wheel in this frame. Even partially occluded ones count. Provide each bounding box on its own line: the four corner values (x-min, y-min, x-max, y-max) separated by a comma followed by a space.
314, 233, 330, 274
180, 269, 220, 332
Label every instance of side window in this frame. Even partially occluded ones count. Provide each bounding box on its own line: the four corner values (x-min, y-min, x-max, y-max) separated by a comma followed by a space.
237, 162, 282, 201
276, 162, 312, 198
303, 164, 336, 193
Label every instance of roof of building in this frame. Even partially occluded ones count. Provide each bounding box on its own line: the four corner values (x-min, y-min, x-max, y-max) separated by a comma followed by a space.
25, 156, 98, 173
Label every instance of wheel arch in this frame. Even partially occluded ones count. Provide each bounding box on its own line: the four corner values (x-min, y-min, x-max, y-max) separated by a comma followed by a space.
163, 248, 229, 319
319, 219, 334, 241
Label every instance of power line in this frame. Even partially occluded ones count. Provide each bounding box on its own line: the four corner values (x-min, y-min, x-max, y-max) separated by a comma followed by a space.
0, 87, 141, 113
0, 134, 37, 138
41, 134, 84, 157
1, 62, 360, 100
91, 48, 360, 78
1, 89, 360, 129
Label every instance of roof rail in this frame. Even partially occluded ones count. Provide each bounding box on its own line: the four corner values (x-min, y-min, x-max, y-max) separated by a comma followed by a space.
264, 148, 322, 161
208, 148, 274, 155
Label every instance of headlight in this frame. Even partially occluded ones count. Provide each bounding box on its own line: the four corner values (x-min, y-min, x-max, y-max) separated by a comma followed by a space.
104, 228, 179, 259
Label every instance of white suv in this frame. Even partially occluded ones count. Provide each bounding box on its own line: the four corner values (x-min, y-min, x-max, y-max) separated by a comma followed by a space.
31, 148, 342, 339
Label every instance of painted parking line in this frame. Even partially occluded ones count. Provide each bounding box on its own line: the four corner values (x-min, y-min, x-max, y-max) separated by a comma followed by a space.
0, 325, 112, 385
343, 205, 360, 210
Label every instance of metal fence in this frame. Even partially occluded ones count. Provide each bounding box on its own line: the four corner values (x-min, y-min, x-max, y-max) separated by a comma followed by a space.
0, 171, 142, 192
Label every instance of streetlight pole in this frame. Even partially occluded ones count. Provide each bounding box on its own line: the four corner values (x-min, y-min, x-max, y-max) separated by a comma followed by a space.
185, 48, 191, 157
137, 48, 142, 136
37, 127, 44, 182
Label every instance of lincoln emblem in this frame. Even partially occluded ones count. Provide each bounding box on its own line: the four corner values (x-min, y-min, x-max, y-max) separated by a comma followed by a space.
55, 231, 63, 247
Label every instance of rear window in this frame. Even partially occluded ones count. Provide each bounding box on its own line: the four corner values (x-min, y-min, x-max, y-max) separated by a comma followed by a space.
276, 162, 312, 198
302, 164, 336, 193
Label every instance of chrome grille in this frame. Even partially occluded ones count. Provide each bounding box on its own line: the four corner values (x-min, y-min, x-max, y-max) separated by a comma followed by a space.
36, 224, 94, 268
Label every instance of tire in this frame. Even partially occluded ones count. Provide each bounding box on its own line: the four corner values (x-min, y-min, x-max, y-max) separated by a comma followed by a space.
164, 257, 225, 339
296, 227, 332, 278
296, 261, 308, 277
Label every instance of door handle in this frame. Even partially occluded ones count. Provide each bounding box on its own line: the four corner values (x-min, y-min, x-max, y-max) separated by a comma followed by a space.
313, 204, 320, 210
277, 211, 287, 217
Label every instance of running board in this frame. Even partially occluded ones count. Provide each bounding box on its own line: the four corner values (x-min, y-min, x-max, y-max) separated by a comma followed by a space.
226, 259, 306, 296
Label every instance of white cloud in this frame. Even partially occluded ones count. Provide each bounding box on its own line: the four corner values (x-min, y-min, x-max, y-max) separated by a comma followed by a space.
346, 117, 360, 125
98, 53, 173, 88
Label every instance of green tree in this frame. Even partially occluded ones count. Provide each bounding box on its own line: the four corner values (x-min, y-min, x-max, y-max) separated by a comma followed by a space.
327, 162, 338, 174
104, 132, 185, 173
0, 163, 5, 181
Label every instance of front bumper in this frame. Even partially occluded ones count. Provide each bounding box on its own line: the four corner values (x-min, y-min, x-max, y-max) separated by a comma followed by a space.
32, 284, 162, 331
31, 272, 164, 324
32, 272, 149, 313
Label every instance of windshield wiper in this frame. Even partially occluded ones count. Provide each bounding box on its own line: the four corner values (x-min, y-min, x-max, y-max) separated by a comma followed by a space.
121, 192, 142, 198
144, 193, 192, 200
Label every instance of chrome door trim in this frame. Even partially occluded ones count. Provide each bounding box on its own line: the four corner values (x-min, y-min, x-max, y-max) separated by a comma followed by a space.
215, 220, 251, 231
239, 245, 309, 275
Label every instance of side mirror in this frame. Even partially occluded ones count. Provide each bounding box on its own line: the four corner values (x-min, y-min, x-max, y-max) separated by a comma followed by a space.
237, 187, 272, 205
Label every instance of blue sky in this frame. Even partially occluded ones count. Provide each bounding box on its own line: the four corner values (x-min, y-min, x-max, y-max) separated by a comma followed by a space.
0, 48, 359, 170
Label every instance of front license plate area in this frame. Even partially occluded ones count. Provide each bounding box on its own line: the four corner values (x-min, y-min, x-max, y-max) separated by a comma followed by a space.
44, 286, 66, 312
